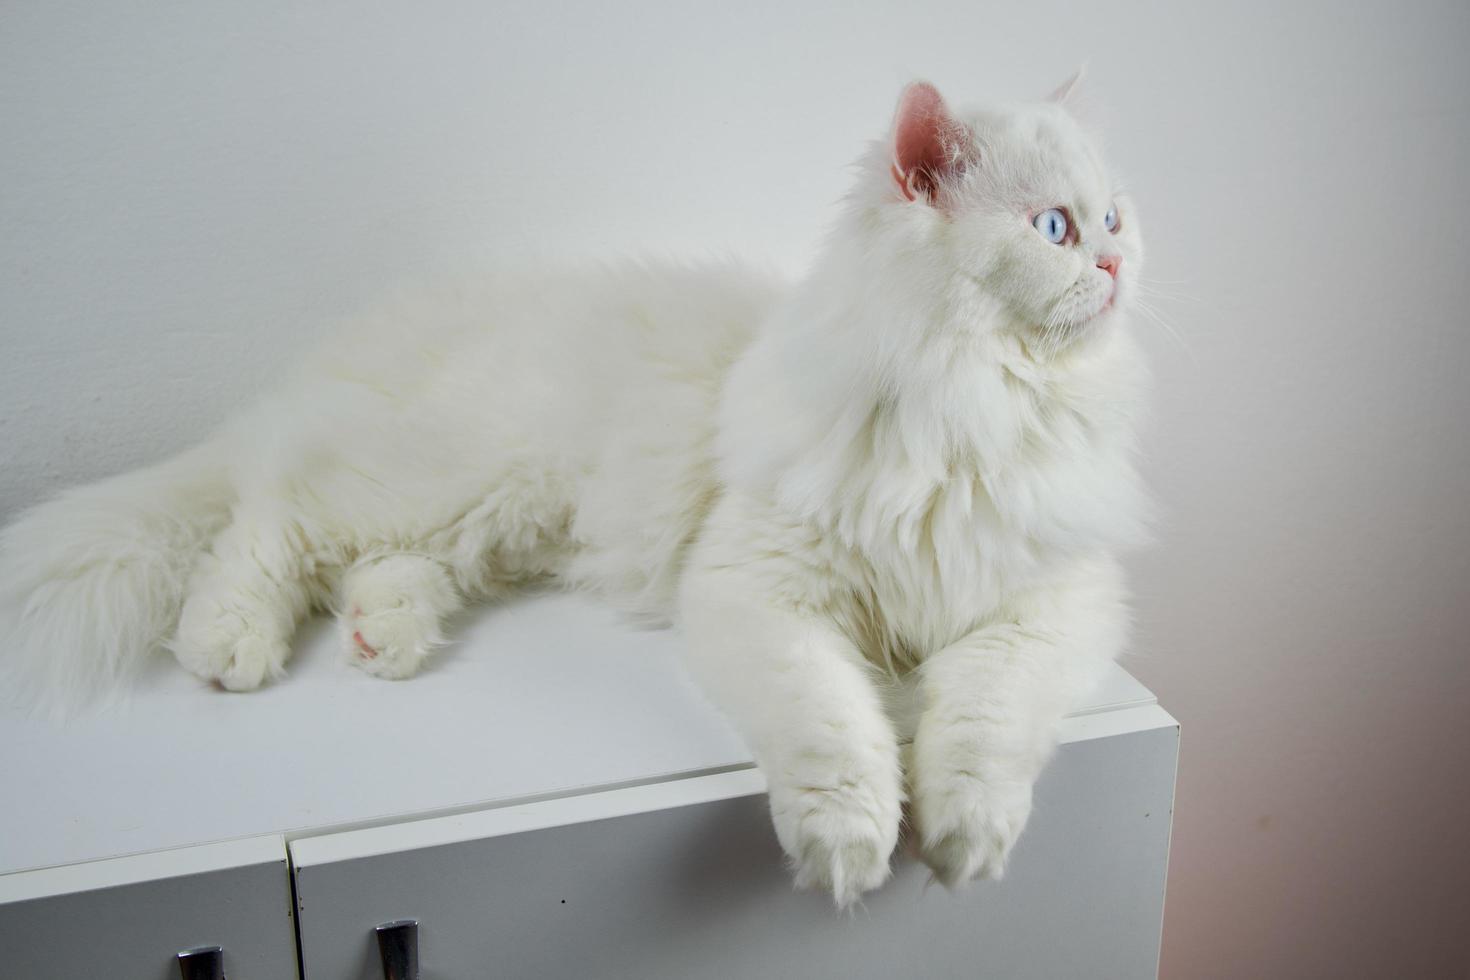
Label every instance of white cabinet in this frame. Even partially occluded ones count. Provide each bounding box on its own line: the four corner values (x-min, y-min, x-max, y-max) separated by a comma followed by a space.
0, 595, 1177, 978
0, 836, 296, 979
289, 711, 1177, 979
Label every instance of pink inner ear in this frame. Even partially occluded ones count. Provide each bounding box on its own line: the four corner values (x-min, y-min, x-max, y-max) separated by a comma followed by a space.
891, 82, 968, 204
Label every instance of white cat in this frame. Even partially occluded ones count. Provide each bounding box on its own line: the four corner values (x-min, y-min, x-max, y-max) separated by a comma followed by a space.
0, 78, 1148, 905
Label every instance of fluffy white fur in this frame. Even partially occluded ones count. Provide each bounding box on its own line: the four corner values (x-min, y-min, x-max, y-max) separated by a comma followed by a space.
0, 80, 1148, 905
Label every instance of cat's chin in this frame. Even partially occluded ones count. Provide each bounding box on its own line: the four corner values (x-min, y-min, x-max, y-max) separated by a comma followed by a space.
1026, 304, 1122, 353
1077, 307, 1127, 348
1082, 291, 1131, 330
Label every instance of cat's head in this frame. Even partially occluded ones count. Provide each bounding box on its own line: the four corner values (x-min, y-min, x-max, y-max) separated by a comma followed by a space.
846, 77, 1141, 355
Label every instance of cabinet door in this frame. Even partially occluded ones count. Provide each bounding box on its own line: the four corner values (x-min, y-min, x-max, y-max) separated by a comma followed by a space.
292, 707, 1178, 980
0, 835, 297, 980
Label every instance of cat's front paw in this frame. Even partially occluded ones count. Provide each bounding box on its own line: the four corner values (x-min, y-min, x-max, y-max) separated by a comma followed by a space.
911, 753, 1035, 886
767, 774, 901, 908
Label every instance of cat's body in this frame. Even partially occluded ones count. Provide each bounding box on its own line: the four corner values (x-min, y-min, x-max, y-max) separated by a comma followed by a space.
209, 262, 780, 635
0, 80, 1148, 904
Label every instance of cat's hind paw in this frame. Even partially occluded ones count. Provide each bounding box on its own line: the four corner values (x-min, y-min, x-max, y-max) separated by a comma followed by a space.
171, 600, 290, 692
339, 601, 441, 680
338, 554, 458, 680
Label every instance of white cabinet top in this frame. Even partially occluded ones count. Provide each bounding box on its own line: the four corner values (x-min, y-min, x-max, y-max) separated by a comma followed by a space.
0, 593, 1156, 876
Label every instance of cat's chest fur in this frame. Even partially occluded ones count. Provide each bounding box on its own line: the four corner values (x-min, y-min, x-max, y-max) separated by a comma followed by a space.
809, 334, 1146, 666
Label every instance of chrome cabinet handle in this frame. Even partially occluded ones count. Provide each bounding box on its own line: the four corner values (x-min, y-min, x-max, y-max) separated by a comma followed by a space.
375, 919, 420, 980
176, 945, 225, 980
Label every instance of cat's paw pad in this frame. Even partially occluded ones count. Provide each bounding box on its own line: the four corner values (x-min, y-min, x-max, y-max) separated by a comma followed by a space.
171, 602, 288, 692
770, 780, 900, 907
341, 603, 438, 680
913, 774, 1033, 886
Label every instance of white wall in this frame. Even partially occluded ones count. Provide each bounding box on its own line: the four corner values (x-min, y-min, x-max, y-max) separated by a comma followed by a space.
3, 1, 1467, 975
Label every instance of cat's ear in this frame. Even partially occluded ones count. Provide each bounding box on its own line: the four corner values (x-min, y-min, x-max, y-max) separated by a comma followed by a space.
889, 81, 972, 206
1046, 66, 1106, 132
1047, 65, 1087, 106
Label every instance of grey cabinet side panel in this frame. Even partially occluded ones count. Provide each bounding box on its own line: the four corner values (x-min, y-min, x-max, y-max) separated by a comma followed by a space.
295, 725, 1178, 980
0, 857, 298, 980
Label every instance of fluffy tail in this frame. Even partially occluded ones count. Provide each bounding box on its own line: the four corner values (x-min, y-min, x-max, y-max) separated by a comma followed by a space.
0, 437, 235, 708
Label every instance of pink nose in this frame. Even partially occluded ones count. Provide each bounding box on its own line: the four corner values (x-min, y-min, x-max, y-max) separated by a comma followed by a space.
1097, 254, 1121, 279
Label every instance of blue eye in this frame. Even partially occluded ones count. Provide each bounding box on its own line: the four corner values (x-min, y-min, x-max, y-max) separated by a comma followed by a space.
1105, 203, 1120, 233
1033, 207, 1068, 244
